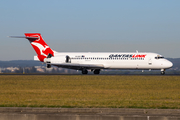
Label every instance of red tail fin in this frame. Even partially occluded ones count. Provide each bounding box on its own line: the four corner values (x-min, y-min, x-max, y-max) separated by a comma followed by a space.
24, 33, 54, 62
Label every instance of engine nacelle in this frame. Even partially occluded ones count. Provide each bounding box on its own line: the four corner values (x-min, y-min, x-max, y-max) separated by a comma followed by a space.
44, 55, 71, 64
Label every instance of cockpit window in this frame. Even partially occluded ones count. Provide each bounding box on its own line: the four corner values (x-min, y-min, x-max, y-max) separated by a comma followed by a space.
155, 55, 164, 59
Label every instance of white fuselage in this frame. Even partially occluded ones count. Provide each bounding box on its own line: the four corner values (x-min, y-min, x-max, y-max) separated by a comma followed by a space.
44, 52, 173, 70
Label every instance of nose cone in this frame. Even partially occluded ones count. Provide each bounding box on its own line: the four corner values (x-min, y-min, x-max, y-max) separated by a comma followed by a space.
165, 60, 173, 68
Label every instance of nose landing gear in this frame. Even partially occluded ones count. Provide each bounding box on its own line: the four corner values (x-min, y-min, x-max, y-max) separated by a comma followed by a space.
161, 71, 165, 75
161, 69, 165, 75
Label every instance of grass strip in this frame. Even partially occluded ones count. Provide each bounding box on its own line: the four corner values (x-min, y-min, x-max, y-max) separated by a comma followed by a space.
0, 75, 180, 108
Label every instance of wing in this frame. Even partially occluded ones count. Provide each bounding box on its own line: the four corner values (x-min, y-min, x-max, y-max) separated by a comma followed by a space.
50, 63, 104, 70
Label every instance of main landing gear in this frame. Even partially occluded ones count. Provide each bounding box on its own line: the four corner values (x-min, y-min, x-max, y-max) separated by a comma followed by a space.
82, 69, 88, 74
94, 69, 100, 74
81, 69, 100, 74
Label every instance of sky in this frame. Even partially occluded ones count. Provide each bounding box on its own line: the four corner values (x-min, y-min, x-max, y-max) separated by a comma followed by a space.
0, 0, 180, 60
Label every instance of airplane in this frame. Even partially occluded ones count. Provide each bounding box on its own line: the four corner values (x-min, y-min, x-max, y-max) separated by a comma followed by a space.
10, 33, 173, 75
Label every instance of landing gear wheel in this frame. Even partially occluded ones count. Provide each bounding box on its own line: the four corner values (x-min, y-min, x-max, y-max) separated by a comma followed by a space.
82, 69, 88, 74
161, 71, 165, 75
94, 69, 100, 74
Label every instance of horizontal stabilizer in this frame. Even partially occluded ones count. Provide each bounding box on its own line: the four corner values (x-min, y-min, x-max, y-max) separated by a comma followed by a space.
8, 36, 39, 39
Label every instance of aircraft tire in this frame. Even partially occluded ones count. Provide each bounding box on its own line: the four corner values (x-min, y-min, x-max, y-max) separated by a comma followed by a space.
161, 71, 165, 75
82, 69, 88, 74
94, 69, 100, 74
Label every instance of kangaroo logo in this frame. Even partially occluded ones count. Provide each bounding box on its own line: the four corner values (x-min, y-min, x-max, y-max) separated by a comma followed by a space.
29, 34, 52, 57
31, 42, 50, 57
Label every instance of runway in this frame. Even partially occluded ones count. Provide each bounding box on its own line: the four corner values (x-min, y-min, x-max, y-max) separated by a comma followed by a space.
0, 73, 180, 76
0, 107, 180, 120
